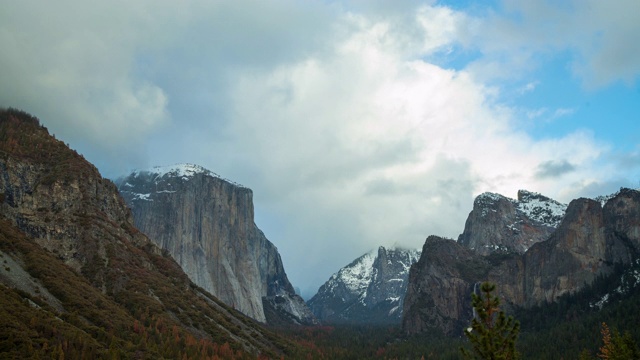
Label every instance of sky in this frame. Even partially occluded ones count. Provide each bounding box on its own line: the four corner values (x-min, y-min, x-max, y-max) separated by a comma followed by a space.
1, 0, 639, 298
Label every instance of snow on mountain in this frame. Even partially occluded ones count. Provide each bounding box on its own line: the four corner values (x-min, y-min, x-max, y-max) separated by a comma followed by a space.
474, 190, 567, 228
329, 250, 376, 295
130, 163, 247, 188
117, 163, 248, 203
516, 190, 567, 227
593, 187, 640, 207
307, 246, 421, 324
116, 163, 317, 325
591, 259, 640, 309
459, 190, 567, 255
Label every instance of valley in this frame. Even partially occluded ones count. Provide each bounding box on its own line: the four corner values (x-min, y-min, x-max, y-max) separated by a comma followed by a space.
1, 108, 639, 359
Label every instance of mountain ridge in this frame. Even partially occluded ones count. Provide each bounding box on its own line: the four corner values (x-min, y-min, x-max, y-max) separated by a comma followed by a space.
458, 189, 566, 255
308, 246, 420, 324
403, 189, 640, 336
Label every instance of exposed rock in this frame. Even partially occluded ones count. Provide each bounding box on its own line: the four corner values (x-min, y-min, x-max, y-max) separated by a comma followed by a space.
308, 246, 420, 324
458, 190, 566, 255
116, 164, 316, 325
402, 236, 482, 335
0, 109, 297, 356
0, 122, 149, 292
403, 189, 640, 336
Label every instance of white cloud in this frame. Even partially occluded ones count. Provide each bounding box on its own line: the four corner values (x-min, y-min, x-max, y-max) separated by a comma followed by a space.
216, 7, 613, 293
518, 81, 540, 94
552, 107, 575, 119
466, 0, 640, 87
0, 1, 633, 296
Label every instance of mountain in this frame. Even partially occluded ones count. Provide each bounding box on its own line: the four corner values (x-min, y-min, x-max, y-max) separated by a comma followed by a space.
115, 164, 316, 326
0, 108, 303, 358
308, 246, 420, 324
458, 190, 566, 255
403, 189, 640, 336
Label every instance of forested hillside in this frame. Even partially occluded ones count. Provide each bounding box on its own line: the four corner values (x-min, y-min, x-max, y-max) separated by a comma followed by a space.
0, 108, 307, 359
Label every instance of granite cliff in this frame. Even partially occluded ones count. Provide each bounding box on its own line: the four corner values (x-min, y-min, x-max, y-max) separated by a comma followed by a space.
403, 189, 640, 336
308, 246, 420, 324
116, 164, 316, 325
458, 190, 566, 255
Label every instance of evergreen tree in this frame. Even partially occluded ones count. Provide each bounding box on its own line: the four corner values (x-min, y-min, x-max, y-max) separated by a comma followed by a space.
460, 282, 520, 360
597, 322, 640, 360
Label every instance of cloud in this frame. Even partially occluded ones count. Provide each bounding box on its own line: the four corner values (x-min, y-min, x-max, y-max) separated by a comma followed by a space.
535, 160, 576, 179
465, 0, 640, 87
614, 150, 640, 170
552, 108, 576, 118
518, 81, 540, 94
0, 0, 174, 172
524, 107, 575, 122
0, 1, 633, 297
0, 0, 336, 177
213, 8, 615, 294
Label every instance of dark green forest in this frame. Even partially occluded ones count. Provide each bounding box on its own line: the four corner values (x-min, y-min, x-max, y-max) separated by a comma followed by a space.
276, 263, 640, 359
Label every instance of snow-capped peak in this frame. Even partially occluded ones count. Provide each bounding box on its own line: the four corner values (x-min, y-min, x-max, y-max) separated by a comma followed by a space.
332, 250, 377, 293
131, 163, 247, 188
144, 163, 210, 178
593, 188, 640, 207
516, 190, 566, 227
474, 190, 566, 228
476, 192, 506, 204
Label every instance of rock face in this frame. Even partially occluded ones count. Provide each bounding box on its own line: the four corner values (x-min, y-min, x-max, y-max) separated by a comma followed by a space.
0, 111, 143, 285
403, 189, 640, 336
308, 246, 420, 324
0, 109, 297, 357
116, 164, 316, 325
458, 190, 566, 255
402, 236, 482, 335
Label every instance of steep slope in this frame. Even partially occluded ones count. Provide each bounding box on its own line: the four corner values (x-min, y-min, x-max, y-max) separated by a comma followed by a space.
402, 236, 483, 335
308, 246, 420, 324
0, 108, 303, 358
458, 190, 566, 255
403, 189, 640, 336
116, 164, 316, 325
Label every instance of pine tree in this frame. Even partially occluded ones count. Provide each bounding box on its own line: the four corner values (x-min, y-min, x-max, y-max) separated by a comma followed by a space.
460, 282, 520, 360
597, 322, 640, 360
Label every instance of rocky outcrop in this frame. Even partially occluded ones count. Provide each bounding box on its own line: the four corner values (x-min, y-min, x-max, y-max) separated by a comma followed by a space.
402, 237, 483, 335
116, 164, 316, 325
458, 190, 566, 255
0, 111, 148, 290
403, 189, 640, 336
0, 109, 298, 357
308, 246, 420, 324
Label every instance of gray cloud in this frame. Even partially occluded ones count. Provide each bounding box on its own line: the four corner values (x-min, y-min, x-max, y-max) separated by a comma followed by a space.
1, 1, 634, 298
613, 150, 640, 170
535, 160, 576, 179
561, 178, 636, 201
466, 0, 640, 87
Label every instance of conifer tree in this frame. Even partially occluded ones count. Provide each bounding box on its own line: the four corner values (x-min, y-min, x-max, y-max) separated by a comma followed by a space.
460, 282, 520, 360
597, 322, 640, 360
